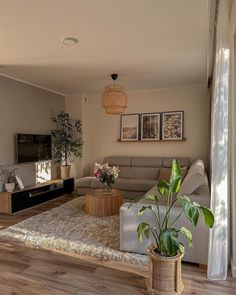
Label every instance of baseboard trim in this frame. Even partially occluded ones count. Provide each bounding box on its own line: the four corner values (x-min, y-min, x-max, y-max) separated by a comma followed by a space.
231, 260, 236, 278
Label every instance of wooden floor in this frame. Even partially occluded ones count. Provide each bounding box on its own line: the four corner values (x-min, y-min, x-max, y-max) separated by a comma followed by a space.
0, 194, 235, 295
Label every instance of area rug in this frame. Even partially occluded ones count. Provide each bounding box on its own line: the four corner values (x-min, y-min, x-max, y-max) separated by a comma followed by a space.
0, 196, 147, 266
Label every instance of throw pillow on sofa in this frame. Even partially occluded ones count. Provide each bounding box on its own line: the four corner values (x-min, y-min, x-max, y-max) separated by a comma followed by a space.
180, 159, 206, 195
159, 167, 188, 182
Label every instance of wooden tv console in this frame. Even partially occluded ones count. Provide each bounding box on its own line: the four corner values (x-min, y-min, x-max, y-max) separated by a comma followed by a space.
0, 178, 74, 214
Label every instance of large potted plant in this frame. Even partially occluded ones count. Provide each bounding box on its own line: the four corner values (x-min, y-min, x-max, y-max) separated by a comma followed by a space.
51, 110, 83, 179
137, 159, 214, 295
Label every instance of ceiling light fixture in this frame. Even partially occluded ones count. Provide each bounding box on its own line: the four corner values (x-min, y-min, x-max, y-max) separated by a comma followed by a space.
102, 74, 127, 115
62, 37, 79, 46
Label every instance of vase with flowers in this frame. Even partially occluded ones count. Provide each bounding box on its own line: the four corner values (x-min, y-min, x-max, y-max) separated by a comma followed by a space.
94, 163, 120, 194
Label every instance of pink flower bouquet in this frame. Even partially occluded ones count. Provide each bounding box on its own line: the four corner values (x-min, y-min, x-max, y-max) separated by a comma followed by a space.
94, 163, 120, 192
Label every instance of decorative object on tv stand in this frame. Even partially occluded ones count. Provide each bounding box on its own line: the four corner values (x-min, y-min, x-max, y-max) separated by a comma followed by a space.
51, 110, 83, 179
120, 114, 139, 141
141, 112, 161, 141
5, 167, 17, 192
137, 159, 214, 295
102, 73, 127, 115
0, 166, 17, 192
94, 163, 120, 194
15, 174, 24, 190
162, 111, 184, 140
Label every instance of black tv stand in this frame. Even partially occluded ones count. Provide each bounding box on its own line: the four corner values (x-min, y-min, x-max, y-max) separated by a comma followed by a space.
0, 178, 74, 214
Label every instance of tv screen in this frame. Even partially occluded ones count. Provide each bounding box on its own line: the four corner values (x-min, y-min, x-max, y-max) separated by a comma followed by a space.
16, 134, 52, 163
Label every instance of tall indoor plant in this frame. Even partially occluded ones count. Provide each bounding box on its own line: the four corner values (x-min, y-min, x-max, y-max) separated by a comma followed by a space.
137, 159, 214, 295
51, 110, 83, 179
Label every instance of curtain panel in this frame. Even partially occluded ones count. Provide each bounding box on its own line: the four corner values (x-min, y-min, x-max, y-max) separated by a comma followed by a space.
208, 0, 230, 280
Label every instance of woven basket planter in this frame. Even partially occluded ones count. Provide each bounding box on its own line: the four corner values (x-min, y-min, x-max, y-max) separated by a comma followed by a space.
146, 245, 184, 295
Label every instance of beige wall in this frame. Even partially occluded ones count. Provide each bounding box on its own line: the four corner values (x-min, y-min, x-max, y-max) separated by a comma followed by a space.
83, 85, 210, 172
0, 75, 65, 186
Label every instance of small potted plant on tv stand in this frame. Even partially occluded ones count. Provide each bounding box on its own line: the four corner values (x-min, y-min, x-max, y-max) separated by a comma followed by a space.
51, 110, 83, 179
4, 167, 17, 193
137, 159, 214, 295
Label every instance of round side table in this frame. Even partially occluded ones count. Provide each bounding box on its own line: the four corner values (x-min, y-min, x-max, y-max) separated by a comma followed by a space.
85, 189, 123, 217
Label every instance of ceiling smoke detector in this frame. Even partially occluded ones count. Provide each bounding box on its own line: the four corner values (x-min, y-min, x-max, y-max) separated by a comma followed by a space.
62, 37, 79, 46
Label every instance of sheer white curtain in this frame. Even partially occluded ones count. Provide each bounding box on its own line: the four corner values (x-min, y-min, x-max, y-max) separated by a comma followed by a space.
208, 0, 230, 280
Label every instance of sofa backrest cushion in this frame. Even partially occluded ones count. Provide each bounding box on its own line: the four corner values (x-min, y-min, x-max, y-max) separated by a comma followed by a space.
162, 157, 190, 168
119, 167, 160, 180
104, 156, 131, 167
102, 156, 190, 180
131, 157, 162, 168
180, 159, 206, 194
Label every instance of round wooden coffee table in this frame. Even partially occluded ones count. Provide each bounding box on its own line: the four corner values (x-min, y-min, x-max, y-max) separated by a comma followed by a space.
85, 189, 123, 217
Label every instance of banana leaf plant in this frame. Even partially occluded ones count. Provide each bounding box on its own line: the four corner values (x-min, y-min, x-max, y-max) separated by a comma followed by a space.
137, 159, 214, 257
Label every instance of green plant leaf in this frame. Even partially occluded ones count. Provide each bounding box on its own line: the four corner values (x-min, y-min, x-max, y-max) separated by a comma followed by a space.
145, 194, 159, 202
169, 159, 182, 193
180, 227, 193, 247
200, 207, 214, 228
137, 222, 151, 243
138, 206, 152, 216
180, 196, 200, 227
157, 180, 169, 195
161, 228, 180, 256
179, 195, 191, 203
185, 204, 199, 227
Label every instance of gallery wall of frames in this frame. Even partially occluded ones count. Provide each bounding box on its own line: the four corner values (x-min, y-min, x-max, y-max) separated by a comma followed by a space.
120, 111, 185, 142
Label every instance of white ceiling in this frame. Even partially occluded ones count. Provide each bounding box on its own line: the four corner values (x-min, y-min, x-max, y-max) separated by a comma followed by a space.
0, 0, 209, 95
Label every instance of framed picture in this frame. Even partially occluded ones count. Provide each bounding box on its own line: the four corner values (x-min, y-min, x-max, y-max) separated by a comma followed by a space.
120, 114, 139, 141
15, 175, 24, 190
162, 111, 184, 140
140, 113, 161, 141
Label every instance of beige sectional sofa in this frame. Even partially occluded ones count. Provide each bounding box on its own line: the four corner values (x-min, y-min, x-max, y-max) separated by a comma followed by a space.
76, 155, 210, 264
120, 158, 210, 265
76, 156, 190, 198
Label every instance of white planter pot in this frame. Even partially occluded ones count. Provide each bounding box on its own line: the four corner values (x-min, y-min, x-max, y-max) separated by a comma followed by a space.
61, 165, 71, 179
5, 182, 15, 193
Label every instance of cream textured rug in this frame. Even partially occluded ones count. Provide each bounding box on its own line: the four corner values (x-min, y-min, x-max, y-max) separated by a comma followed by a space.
0, 196, 147, 266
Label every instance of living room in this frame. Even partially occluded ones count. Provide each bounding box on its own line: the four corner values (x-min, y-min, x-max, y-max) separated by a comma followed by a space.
0, 0, 235, 294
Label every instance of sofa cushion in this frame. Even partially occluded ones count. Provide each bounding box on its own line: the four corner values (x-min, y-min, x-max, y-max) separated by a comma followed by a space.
103, 156, 131, 167
162, 157, 190, 168
131, 157, 162, 168
122, 178, 157, 192
159, 167, 188, 182
180, 159, 206, 194
75, 177, 94, 188
119, 167, 160, 180
91, 178, 123, 190
186, 184, 210, 207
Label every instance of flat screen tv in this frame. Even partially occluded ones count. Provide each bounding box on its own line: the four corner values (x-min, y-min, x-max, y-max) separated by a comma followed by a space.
16, 134, 52, 163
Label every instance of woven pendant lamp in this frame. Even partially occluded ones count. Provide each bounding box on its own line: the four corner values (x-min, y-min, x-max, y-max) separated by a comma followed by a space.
102, 74, 127, 115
